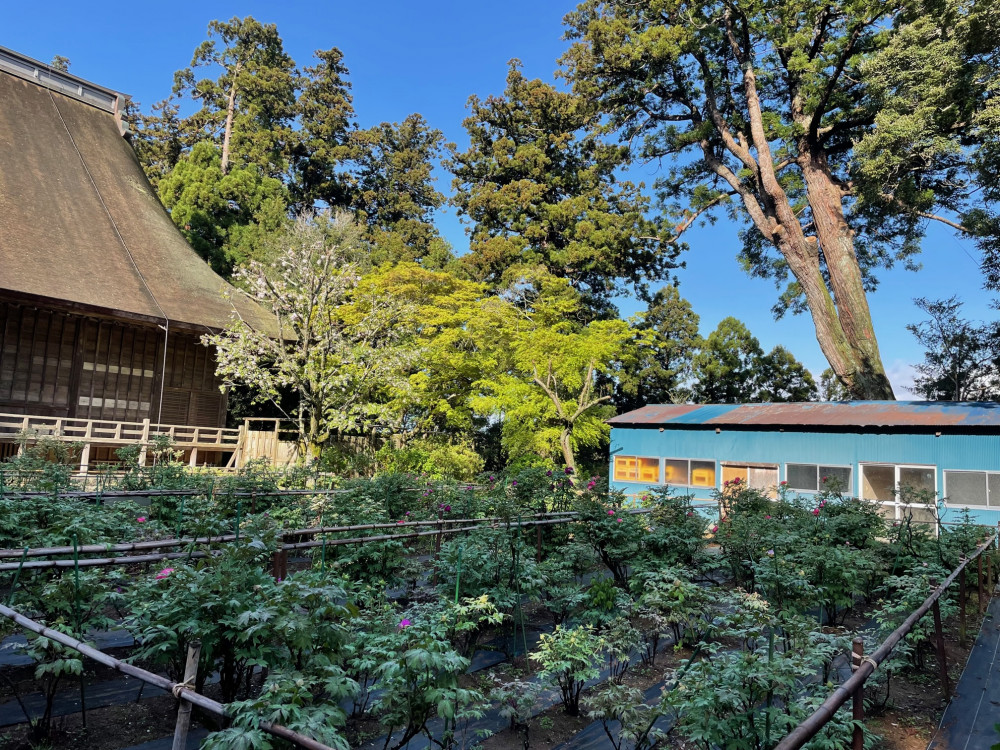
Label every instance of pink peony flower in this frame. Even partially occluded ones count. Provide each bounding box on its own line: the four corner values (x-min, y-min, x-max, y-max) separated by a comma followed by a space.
617, 518, 623, 523
765, 515, 771, 519
136, 516, 146, 523
710, 525, 718, 533
155, 568, 174, 580
608, 509, 615, 515
398, 618, 412, 629
780, 481, 787, 486
813, 508, 820, 516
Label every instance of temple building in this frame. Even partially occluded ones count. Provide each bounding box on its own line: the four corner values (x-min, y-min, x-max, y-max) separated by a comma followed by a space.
0, 46, 274, 468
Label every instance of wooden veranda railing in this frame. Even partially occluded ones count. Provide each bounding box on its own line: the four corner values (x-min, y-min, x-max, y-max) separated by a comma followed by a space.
774, 525, 1000, 750
0, 411, 243, 470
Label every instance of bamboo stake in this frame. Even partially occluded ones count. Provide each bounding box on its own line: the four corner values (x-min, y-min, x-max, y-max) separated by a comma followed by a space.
932, 598, 950, 698
851, 638, 864, 750
171, 640, 201, 750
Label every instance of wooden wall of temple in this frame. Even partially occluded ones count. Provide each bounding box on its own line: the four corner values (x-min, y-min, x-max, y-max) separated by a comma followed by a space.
0, 300, 227, 427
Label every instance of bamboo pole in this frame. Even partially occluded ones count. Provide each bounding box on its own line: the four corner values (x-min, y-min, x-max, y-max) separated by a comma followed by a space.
171, 640, 201, 750
932, 598, 950, 698
0, 603, 335, 750
851, 638, 864, 750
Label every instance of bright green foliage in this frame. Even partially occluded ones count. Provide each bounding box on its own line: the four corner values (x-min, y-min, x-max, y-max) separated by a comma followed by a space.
356, 264, 511, 436
473, 274, 633, 469
615, 286, 701, 411
351, 114, 452, 266
157, 141, 288, 273
449, 61, 679, 311
691, 317, 816, 403
531, 624, 606, 716
205, 213, 418, 456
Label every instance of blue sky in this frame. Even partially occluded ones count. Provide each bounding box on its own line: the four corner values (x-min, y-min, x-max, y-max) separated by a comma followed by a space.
6, 0, 993, 395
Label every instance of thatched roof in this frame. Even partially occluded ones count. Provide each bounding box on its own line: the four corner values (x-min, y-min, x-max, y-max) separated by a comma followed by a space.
0, 47, 275, 334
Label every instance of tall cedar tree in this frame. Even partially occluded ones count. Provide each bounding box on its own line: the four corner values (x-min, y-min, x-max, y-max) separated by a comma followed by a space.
350, 115, 451, 266
614, 286, 701, 410
690, 317, 817, 403
562, 0, 999, 399
448, 61, 681, 314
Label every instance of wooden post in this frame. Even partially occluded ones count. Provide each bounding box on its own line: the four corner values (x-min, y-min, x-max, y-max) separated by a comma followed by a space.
959, 567, 968, 647
79, 421, 92, 474
851, 637, 864, 750
932, 599, 950, 699
171, 640, 201, 750
188, 448, 198, 468
138, 419, 149, 466
979, 556, 986, 614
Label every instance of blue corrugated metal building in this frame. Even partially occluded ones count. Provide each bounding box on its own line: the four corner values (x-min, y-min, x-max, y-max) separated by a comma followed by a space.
608, 402, 1000, 527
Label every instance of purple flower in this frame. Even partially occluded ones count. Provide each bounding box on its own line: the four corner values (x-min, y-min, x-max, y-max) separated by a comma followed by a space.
512, 481, 517, 487
565, 467, 574, 475
444, 505, 451, 512
546, 470, 553, 477
398, 618, 412, 629
766, 549, 774, 556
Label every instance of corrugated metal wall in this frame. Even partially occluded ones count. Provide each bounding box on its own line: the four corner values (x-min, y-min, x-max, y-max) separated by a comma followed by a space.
609, 426, 1000, 526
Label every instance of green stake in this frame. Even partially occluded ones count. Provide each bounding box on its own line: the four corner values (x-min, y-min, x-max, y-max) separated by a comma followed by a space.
234, 501, 242, 544
176, 496, 185, 540
454, 545, 463, 605
7, 547, 28, 606
72, 534, 87, 729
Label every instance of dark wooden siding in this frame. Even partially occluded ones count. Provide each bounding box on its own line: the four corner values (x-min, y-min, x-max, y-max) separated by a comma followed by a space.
0, 302, 227, 427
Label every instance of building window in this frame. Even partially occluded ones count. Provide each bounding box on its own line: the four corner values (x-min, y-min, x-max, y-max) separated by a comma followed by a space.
785, 464, 852, 493
659, 458, 715, 488
860, 463, 937, 528
721, 462, 779, 495
613, 455, 660, 483
944, 471, 1000, 508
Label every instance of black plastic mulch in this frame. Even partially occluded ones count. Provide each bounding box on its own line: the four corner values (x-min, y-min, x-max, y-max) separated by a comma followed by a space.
929, 594, 1000, 750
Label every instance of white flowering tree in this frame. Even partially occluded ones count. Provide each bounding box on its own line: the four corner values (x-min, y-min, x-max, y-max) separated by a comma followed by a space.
205, 212, 417, 458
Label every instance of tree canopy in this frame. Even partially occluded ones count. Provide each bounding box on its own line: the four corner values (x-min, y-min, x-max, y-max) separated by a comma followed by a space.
562, 0, 1000, 399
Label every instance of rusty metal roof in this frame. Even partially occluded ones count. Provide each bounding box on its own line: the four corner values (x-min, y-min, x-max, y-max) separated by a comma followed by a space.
608, 402, 1000, 430
0, 55, 275, 335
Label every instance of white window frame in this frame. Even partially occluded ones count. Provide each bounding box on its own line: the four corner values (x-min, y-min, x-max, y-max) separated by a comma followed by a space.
661, 457, 718, 490
859, 462, 938, 526
943, 470, 1000, 509
721, 461, 780, 495
783, 462, 854, 495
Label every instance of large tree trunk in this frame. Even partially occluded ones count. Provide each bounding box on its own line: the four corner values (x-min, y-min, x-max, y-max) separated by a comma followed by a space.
731, 64, 895, 400
559, 426, 576, 473
219, 60, 242, 175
